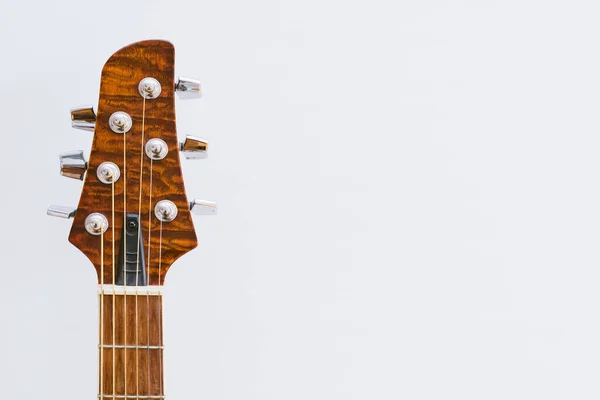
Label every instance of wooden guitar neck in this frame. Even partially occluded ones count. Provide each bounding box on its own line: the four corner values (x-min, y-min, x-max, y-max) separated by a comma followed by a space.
99, 290, 164, 398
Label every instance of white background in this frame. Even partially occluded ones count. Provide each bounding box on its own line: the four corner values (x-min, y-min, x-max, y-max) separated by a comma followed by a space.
1, 0, 600, 399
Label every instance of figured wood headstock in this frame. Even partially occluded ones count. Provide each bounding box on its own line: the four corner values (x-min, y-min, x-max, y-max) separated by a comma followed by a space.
66, 40, 200, 285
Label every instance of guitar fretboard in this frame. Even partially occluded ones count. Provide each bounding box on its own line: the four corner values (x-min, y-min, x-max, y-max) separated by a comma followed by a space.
99, 291, 164, 398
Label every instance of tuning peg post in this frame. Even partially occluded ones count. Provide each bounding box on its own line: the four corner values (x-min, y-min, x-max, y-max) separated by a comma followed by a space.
180, 135, 208, 159
176, 77, 201, 99
47, 205, 77, 219
190, 199, 217, 215
71, 105, 97, 131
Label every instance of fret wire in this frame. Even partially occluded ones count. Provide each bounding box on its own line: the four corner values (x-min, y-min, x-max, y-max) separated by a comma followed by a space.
99, 345, 163, 349
98, 396, 164, 399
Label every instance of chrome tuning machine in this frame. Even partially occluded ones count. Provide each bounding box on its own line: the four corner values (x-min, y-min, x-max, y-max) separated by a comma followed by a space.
190, 199, 217, 215
70, 105, 96, 131
47, 205, 77, 219
176, 77, 201, 99
180, 135, 208, 159
59, 150, 88, 180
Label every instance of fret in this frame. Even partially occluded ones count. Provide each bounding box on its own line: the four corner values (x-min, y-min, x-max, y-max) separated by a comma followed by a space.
98, 395, 165, 399
99, 345, 164, 349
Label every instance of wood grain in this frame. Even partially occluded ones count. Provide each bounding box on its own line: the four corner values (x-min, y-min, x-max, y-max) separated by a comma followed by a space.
68, 40, 198, 285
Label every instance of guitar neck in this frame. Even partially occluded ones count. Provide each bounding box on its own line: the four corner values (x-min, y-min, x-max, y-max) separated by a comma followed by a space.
99, 287, 164, 398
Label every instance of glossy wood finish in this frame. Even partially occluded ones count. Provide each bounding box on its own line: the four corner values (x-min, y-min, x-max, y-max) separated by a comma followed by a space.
68, 40, 198, 285
99, 294, 163, 396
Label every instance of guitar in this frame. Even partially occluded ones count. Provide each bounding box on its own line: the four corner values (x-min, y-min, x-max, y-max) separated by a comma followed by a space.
47, 40, 216, 399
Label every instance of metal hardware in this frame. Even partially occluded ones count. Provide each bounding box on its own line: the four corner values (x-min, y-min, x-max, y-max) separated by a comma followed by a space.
175, 76, 201, 98
98, 344, 164, 349
98, 396, 165, 399
47, 205, 76, 219
145, 138, 168, 160
59, 150, 88, 180
190, 199, 217, 215
96, 162, 120, 184
138, 77, 162, 99
154, 200, 178, 222
180, 135, 208, 159
108, 111, 132, 134
71, 105, 96, 131
85, 213, 109, 235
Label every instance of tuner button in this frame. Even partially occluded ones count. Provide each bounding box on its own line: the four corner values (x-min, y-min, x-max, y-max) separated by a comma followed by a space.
190, 199, 217, 215
175, 77, 201, 99
180, 135, 208, 159
60, 150, 88, 180
47, 205, 77, 219
71, 105, 97, 131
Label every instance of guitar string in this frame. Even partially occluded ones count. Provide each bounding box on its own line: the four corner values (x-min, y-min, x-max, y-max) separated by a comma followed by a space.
111, 180, 116, 400
135, 95, 147, 398
123, 120, 128, 398
147, 157, 154, 397
99, 231, 105, 399
158, 220, 164, 396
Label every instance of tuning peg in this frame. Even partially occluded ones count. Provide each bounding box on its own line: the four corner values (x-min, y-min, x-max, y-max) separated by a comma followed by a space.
180, 135, 208, 159
60, 150, 88, 180
175, 77, 201, 99
47, 205, 77, 219
71, 105, 97, 131
190, 199, 217, 215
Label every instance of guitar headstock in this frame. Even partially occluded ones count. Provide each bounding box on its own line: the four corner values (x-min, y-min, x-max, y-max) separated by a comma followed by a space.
48, 40, 216, 286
